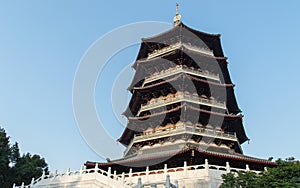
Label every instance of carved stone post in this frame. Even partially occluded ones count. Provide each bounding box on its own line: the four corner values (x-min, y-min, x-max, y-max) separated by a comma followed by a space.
164, 164, 168, 175
246, 164, 250, 171
184, 161, 187, 177
146, 166, 149, 182
30, 177, 35, 186
113, 170, 117, 179
129, 168, 133, 183
226, 162, 230, 173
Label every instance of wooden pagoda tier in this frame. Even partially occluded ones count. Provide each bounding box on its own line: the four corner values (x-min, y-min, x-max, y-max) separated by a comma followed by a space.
134, 23, 225, 63
123, 73, 240, 118
119, 102, 247, 147
129, 46, 231, 91
86, 145, 277, 174
121, 120, 244, 155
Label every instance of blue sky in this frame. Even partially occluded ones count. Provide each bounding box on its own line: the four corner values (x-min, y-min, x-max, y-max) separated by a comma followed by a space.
1, 1, 300, 172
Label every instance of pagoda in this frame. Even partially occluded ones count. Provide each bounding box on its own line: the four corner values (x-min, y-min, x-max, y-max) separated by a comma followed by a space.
13, 5, 280, 188
86, 4, 276, 186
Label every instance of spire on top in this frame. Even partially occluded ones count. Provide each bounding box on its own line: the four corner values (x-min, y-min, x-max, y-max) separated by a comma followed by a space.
173, 3, 181, 26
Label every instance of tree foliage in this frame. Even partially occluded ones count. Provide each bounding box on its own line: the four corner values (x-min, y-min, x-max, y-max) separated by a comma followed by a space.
0, 128, 11, 187
0, 128, 48, 188
220, 158, 300, 188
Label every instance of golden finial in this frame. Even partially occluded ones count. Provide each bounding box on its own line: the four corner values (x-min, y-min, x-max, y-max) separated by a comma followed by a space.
173, 3, 181, 26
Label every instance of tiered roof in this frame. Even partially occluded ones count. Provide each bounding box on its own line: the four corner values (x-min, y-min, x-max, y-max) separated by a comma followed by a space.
120, 22, 244, 147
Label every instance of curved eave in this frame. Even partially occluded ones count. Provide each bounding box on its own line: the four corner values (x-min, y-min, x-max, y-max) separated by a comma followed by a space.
85, 147, 277, 169
201, 149, 277, 167
180, 23, 224, 57
135, 42, 149, 63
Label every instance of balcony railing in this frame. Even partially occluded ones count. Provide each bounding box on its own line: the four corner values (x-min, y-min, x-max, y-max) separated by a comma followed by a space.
133, 122, 237, 143
143, 65, 219, 86
137, 91, 226, 115
147, 42, 214, 59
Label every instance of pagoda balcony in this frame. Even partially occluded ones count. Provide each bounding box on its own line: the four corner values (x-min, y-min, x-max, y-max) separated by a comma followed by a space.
143, 65, 220, 86
137, 91, 226, 115
147, 42, 214, 59
133, 122, 237, 143
123, 122, 237, 156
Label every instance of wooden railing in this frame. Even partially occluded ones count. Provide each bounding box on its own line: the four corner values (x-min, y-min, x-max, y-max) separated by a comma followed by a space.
133, 123, 237, 143
137, 91, 226, 115
143, 65, 219, 86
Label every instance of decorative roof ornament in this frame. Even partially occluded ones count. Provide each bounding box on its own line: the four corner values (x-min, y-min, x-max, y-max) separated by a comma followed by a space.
173, 3, 181, 26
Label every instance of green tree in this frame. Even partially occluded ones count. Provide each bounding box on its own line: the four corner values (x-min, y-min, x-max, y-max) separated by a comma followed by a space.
0, 127, 49, 188
221, 172, 260, 188
220, 172, 238, 188
10, 142, 20, 165
260, 159, 300, 187
12, 153, 48, 185
0, 128, 11, 187
220, 158, 300, 188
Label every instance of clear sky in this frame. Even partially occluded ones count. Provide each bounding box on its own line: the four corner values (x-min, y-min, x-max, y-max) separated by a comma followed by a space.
1, 1, 300, 172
